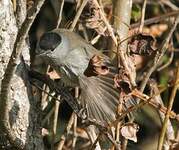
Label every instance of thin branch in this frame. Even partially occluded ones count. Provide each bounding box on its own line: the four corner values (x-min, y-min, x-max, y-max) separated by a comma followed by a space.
139, 0, 147, 32
42, 107, 55, 126
105, 132, 120, 150
56, 113, 75, 150
93, 0, 117, 45
139, 15, 179, 92
114, 87, 179, 123
69, 0, 88, 31
90, 27, 107, 45
131, 10, 179, 29
56, 0, 64, 28
51, 98, 60, 149
72, 87, 79, 149
0, 0, 46, 149
90, 133, 101, 150
157, 61, 179, 150
161, 0, 178, 10
29, 70, 81, 114
149, 80, 175, 149
157, 51, 174, 71
93, 0, 136, 86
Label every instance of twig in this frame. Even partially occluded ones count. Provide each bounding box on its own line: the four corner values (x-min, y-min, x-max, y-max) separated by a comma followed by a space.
149, 80, 175, 149
90, 133, 101, 150
30, 81, 62, 103
69, 0, 88, 31
72, 87, 79, 149
161, 0, 178, 11
12, 0, 17, 12
29, 70, 81, 114
93, 0, 117, 45
72, 114, 77, 149
56, 113, 75, 150
42, 107, 55, 126
131, 10, 179, 29
41, 66, 51, 110
90, 27, 107, 45
105, 132, 120, 150
139, 15, 179, 92
157, 51, 174, 71
0, 0, 45, 149
139, 0, 147, 32
51, 98, 60, 149
157, 61, 179, 150
121, 138, 128, 150
56, 0, 64, 28
114, 88, 179, 123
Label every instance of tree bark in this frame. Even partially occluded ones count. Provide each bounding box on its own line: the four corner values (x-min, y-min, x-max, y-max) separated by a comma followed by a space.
0, 0, 44, 149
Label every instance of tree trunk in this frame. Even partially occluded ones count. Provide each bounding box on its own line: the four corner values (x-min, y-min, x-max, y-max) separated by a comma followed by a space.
0, 0, 44, 149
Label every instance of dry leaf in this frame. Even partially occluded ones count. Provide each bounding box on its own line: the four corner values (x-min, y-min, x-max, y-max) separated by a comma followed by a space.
128, 33, 156, 56
84, 54, 109, 77
114, 68, 132, 94
120, 123, 139, 142
81, 0, 111, 36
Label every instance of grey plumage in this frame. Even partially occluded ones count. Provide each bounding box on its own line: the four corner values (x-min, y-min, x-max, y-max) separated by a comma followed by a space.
37, 29, 134, 124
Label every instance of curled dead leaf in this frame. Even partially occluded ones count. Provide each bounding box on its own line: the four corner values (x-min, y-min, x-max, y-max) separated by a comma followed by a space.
81, 0, 111, 36
120, 123, 139, 142
114, 68, 132, 94
128, 33, 156, 56
84, 54, 109, 77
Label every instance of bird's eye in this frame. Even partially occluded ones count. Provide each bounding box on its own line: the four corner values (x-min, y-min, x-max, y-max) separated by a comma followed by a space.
39, 32, 62, 51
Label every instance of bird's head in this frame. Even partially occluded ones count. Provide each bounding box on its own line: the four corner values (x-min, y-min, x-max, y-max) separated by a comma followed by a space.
36, 29, 71, 64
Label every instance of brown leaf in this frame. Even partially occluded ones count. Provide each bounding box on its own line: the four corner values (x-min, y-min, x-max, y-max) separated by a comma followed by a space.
128, 33, 156, 56
120, 123, 139, 142
81, 0, 111, 36
84, 55, 109, 77
114, 68, 132, 94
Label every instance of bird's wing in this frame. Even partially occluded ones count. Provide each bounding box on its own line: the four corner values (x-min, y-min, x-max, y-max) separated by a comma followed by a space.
79, 72, 118, 124
78, 56, 135, 124
63, 47, 135, 124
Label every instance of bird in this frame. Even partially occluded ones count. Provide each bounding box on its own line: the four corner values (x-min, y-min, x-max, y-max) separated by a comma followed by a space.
36, 29, 135, 124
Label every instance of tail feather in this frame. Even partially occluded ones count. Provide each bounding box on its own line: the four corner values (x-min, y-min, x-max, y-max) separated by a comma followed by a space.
78, 59, 135, 124
79, 74, 119, 123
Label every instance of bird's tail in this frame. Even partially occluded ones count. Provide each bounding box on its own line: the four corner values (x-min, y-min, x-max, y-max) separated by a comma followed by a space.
79, 68, 136, 124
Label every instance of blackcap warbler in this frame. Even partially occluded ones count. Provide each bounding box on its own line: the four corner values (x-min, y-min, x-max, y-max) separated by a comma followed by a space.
36, 29, 135, 124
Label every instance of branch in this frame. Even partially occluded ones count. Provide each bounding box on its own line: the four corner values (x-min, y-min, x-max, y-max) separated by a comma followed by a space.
69, 0, 88, 31
131, 10, 179, 29
56, 0, 64, 28
0, 0, 46, 148
139, 0, 147, 32
139, 15, 179, 92
158, 62, 179, 150
51, 99, 60, 149
149, 80, 175, 149
93, 0, 117, 45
